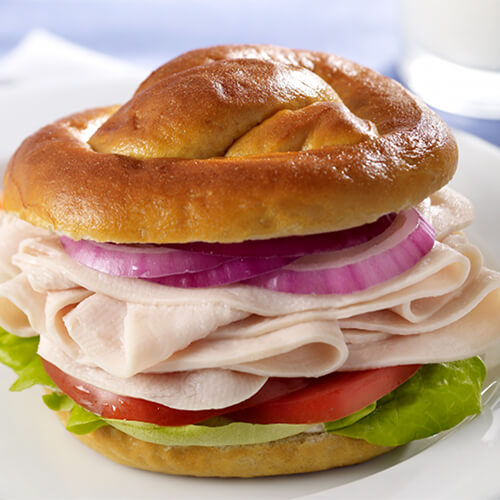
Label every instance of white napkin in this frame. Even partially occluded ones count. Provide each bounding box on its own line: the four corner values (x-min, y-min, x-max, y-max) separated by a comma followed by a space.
0, 29, 145, 86
0, 30, 147, 164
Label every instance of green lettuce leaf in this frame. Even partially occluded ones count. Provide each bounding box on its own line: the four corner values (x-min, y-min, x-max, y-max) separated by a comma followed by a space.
108, 418, 314, 447
324, 402, 376, 431
0, 327, 55, 391
40, 391, 315, 445
42, 391, 76, 412
40, 391, 374, 447
332, 358, 486, 446
66, 404, 109, 434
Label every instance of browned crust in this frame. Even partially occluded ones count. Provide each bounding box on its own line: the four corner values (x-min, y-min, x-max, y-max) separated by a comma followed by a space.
53, 410, 393, 477
3, 44, 458, 243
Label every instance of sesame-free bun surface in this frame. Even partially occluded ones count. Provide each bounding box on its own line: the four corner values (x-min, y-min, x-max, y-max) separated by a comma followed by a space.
4, 45, 458, 243
54, 410, 392, 477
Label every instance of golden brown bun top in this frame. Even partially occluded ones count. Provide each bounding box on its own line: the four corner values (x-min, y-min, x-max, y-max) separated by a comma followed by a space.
4, 44, 458, 243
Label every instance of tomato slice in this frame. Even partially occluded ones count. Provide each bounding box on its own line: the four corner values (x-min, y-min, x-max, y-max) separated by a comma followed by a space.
228, 364, 421, 424
41, 358, 420, 426
40, 358, 309, 426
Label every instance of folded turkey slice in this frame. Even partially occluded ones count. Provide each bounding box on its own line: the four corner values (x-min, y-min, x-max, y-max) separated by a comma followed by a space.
0, 187, 499, 411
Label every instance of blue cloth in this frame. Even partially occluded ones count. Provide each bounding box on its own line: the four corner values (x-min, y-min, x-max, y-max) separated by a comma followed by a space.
0, 0, 498, 146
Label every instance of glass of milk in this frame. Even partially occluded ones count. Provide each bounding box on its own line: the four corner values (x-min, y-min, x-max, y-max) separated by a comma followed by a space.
399, 0, 500, 119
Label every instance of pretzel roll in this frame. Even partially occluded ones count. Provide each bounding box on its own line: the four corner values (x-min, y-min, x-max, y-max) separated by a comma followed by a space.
3, 45, 458, 243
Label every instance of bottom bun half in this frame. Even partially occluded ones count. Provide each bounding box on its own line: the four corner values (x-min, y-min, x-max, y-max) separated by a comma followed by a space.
54, 410, 393, 477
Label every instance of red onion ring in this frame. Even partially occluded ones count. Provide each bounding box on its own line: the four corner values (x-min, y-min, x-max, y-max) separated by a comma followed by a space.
59, 214, 395, 280
60, 237, 232, 278
145, 256, 296, 287
60, 209, 434, 294
244, 209, 435, 294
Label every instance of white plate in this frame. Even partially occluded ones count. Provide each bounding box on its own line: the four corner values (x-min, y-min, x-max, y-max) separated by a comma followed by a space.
0, 83, 499, 500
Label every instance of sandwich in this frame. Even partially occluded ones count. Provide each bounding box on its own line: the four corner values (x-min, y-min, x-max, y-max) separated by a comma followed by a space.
0, 44, 499, 477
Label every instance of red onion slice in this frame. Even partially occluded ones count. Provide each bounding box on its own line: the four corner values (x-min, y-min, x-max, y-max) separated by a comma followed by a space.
59, 214, 394, 280
167, 214, 396, 257
146, 256, 296, 287
59, 209, 434, 294
244, 209, 435, 294
60, 237, 232, 278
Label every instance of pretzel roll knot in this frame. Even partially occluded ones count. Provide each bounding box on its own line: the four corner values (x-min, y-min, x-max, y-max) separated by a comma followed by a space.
89, 59, 378, 159
4, 45, 458, 243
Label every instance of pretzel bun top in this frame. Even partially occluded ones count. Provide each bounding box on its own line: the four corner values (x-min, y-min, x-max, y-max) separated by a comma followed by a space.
3, 45, 458, 243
